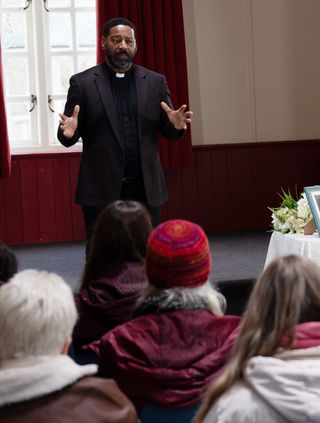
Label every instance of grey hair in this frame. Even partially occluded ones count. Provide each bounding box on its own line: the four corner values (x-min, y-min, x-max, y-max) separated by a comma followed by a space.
0, 269, 77, 362
136, 281, 226, 316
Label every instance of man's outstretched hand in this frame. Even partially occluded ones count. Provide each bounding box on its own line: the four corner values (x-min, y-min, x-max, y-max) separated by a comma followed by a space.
59, 105, 80, 139
161, 102, 193, 130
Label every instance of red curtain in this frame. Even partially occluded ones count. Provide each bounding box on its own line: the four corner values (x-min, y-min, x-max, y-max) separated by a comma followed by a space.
0, 40, 11, 178
96, 0, 193, 170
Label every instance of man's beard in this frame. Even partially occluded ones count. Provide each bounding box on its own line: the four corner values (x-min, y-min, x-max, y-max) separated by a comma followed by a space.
106, 48, 136, 70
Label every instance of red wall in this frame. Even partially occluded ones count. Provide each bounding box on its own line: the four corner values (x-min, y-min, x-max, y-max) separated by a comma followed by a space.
0, 153, 84, 245
1, 140, 320, 245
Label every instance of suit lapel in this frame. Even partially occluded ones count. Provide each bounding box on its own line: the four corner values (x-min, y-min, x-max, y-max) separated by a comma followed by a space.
134, 65, 147, 140
94, 63, 123, 148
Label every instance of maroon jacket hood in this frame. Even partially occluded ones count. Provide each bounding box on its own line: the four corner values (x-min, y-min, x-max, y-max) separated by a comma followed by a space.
97, 310, 241, 410
73, 262, 147, 349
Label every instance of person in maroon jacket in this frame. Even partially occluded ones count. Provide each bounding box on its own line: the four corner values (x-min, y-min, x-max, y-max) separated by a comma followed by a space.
94, 219, 241, 412
72, 200, 152, 362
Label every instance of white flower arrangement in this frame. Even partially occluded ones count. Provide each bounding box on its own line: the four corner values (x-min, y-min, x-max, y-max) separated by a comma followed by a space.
269, 190, 312, 234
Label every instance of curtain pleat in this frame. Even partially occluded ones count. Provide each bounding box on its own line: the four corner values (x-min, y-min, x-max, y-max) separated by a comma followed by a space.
0, 39, 11, 178
96, 0, 193, 170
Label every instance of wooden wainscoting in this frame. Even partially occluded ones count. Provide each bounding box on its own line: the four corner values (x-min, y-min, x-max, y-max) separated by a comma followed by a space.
0, 153, 84, 245
162, 140, 320, 230
1, 140, 320, 245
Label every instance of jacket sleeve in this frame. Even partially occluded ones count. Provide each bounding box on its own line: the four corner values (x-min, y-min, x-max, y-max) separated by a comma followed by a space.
159, 76, 185, 141
57, 75, 82, 147
97, 327, 152, 411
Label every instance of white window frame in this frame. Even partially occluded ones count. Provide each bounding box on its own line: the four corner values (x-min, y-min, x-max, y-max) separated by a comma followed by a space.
0, 0, 97, 155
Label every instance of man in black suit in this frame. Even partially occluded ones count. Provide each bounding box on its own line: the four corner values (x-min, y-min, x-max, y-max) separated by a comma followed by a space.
58, 17, 192, 248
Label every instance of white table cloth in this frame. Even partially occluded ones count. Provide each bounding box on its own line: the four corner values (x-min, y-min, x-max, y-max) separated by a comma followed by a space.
264, 231, 320, 269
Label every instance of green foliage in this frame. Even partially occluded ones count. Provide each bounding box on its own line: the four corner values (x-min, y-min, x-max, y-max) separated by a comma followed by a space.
278, 188, 298, 209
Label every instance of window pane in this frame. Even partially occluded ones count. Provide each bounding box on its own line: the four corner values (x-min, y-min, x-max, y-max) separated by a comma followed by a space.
51, 56, 73, 94
48, 0, 71, 7
4, 57, 29, 96
76, 12, 95, 49
75, 0, 95, 6
2, 12, 26, 51
78, 54, 95, 72
1, 0, 25, 6
0, 0, 96, 151
6, 102, 35, 145
49, 13, 72, 49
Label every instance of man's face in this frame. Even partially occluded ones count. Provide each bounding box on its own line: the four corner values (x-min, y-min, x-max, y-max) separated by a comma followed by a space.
102, 25, 137, 71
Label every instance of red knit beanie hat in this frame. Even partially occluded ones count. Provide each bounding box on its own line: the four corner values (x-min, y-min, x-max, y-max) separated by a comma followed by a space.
146, 219, 211, 289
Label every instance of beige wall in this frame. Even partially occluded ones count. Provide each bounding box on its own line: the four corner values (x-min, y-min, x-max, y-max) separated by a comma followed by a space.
183, 0, 320, 145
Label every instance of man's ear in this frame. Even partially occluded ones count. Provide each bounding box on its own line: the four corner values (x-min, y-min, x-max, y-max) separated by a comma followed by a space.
101, 36, 106, 50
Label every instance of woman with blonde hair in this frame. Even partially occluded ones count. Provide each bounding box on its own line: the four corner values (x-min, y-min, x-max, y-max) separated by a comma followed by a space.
196, 254, 320, 423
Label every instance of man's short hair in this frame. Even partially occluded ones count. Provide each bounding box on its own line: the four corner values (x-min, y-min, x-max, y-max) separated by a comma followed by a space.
0, 269, 77, 362
103, 17, 136, 37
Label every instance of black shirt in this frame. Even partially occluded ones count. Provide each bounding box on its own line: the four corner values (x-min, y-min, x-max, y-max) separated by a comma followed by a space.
106, 65, 141, 179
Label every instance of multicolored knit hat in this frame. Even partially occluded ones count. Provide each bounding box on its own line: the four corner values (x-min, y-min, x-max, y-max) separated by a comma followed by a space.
146, 219, 211, 289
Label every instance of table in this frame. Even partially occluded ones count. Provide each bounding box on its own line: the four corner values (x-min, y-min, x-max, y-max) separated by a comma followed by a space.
264, 231, 320, 269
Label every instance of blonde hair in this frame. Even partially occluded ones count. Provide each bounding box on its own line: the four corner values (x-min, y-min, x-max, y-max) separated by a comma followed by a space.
195, 255, 320, 422
0, 269, 77, 362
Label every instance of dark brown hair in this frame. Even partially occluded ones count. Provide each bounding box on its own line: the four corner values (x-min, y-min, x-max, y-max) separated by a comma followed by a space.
80, 201, 152, 290
0, 241, 18, 283
195, 254, 320, 422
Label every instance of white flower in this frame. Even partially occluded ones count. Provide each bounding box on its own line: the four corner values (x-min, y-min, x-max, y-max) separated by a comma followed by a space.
272, 214, 283, 232
292, 217, 305, 233
270, 192, 312, 234
297, 195, 311, 220
285, 214, 297, 233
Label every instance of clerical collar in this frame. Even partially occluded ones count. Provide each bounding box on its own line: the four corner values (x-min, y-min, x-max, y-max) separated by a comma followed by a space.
105, 61, 133, 78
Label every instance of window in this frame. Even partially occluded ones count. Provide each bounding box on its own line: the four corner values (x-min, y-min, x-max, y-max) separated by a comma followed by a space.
0, 0, 96, 153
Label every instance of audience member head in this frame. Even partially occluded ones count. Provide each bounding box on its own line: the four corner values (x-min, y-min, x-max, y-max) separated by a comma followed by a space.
0, 241, 18, 284
238, 254, 320, 353
0, 269, 77, 363
81, 200, 152, 289
137, 219, 225, 316
195, 254, 320, 422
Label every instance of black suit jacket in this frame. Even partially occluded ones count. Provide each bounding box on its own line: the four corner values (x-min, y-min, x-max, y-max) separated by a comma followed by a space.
58, 63, 183, 207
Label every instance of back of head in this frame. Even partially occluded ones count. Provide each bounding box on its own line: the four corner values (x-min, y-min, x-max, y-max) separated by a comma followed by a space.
240, 254, 320, 355
0, 269, 77, 362
143, 219, 225, 315
0, 242, 18, 283
146, 219, 211, 289
103, 17, 136, 37
82, 200, 152, 289
219, 254, 320, 367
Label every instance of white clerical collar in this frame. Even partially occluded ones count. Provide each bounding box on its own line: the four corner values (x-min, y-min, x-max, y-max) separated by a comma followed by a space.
116, 73, 125, 78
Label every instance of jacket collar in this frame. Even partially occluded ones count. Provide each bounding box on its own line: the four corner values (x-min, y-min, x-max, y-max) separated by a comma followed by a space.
94, 63, 148, 148
134, 65, 148, 140
95, 63, 122, 147
280, 321, 320, 350
0, 355, 97, 406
